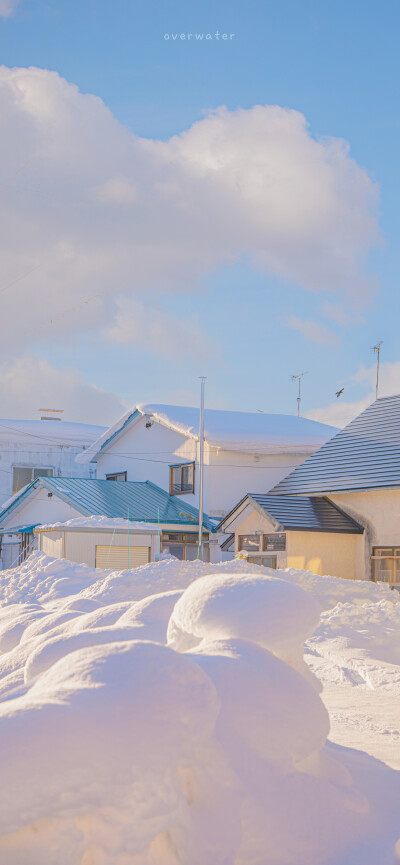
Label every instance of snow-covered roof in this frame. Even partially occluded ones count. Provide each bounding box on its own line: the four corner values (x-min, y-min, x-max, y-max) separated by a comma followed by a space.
0, 419, 106, 448
35, 515, 158, 533
78, 403, 339, 463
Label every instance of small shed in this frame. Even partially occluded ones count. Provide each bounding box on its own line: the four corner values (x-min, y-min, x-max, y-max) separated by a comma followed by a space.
35, 516, 160, 570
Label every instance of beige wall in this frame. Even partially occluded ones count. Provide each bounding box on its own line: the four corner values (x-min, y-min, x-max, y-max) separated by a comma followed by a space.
39, 530, 158, 568
329, 488, 400, 580
230, 505, 360, 580
286, 531, 359, 580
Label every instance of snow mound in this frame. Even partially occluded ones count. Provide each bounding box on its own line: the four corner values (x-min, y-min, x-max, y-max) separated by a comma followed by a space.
167, 572, 320, 657
0, 554, 398, 863
278, 565, 397, 610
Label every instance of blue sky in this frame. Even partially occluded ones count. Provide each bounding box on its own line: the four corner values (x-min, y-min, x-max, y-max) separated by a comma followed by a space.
0, 0, 399, 426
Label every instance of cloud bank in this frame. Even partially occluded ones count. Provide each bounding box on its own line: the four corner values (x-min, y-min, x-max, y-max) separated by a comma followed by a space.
0, 0, 19, 17
0, 357, 127, 424
0, 66, 380, 353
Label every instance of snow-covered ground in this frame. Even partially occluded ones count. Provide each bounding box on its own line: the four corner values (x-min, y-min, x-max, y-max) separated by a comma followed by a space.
0, 552, 398, 864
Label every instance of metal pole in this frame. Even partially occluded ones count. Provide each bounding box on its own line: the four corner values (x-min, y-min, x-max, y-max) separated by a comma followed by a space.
198, 377, 206, 560
372, 341, 383, 400
297, 378, 301, 417
376, 346, 380, 399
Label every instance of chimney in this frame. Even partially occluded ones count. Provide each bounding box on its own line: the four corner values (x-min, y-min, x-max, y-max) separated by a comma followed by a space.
39, 409, 64, 422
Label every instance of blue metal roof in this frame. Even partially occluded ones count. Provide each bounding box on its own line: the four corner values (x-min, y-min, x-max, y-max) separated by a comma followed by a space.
218, 493, 363, 533
0, 477, 214, 532
271, 395, 400, 496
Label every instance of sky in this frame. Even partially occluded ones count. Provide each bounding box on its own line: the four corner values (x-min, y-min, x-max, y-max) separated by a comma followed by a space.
0, 0, 399, 428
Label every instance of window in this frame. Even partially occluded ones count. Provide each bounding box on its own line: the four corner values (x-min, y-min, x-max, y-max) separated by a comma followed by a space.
262, 533, 286, 552
371, 547, 400, 585
106, 472, 127, 482
169, 463, 195, 495
238, 534, 260, 552
161, 532, 208, 561
248, 555, 277, 569
12, 466, 53, 495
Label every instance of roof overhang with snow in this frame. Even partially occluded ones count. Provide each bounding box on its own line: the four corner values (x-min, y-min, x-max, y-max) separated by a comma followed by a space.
77, 403, 339, 464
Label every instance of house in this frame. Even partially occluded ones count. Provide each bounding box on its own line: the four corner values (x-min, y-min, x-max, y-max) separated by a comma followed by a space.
0, 417, 105, 506
240, 393, 400, 587
35, 517, 160, 569
217, 493, 364, 578
0, 476, 215, 569
77, 403, 338, 520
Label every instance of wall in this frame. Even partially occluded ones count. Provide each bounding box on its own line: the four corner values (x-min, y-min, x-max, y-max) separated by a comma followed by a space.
40, 530, 158, 567
206, 448, 309, 519
287, 531, 359, 580
329, 488, 400, 580
0, 440, 96, 508
96, 416, 204, 505
0, 487, 82, 532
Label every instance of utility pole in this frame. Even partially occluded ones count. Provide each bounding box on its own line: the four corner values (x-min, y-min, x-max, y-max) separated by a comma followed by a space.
290, 372, 308, 417
372, 341, 383, 399
197, 377, 206, 560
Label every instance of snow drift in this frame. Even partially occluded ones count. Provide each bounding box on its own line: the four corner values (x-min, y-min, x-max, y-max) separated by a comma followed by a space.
0, 553, 398, 864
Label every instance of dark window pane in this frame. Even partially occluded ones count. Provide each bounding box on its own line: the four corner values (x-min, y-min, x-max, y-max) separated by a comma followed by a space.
239, 535, 260, 552
13, 467, 33, 494
162, 544, 185, 560
182, 464, 194, 491
262, 533, 286, 552
33, 468, 53, 481
248, 556, 277, 569
171, 467, 182, 493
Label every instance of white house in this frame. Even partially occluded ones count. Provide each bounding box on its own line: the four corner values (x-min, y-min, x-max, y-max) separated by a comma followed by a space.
77, 404, 338, 520
0, 418, 105, 506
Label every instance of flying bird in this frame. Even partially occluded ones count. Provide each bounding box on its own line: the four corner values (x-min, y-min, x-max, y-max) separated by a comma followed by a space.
335, 388, 344, 398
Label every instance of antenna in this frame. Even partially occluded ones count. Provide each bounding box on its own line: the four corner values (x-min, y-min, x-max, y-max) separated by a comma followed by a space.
290, 372, 308, 417
371, 341, 383, 399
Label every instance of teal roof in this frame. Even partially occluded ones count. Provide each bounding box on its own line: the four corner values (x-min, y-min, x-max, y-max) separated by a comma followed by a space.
0, 477, 214, 532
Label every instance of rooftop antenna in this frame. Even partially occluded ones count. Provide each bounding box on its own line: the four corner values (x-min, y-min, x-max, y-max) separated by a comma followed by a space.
290, 372, 308, 417
371, 341, 383, 399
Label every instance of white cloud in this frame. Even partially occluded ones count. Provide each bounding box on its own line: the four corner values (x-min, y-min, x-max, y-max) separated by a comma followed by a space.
0, 357, 127, 425
287, 315, 339, 346
106, 299, 215, 362
0, 67, 380, 352
307, 360, 400, 428
0, 0, 19, 17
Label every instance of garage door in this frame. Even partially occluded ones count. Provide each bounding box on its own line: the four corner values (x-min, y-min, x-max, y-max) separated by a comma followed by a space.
95, 545, 151, 570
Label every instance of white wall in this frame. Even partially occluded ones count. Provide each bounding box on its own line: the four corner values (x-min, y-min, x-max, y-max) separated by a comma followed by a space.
95, 416, 313, 519
0, 487, 82, 533
96, 415, 201, 505
206, 447, 312, 518
0, 440, 96, 507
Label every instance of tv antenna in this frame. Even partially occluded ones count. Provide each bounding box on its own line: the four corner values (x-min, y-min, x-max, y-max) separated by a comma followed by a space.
290, 372, 308, 417
371, 341, 383, 399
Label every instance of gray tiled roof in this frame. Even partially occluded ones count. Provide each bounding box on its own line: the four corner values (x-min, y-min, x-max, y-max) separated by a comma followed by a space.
249, 494, 363, 533
271, 394, 400, 495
